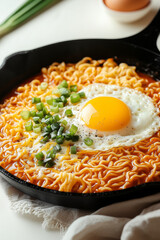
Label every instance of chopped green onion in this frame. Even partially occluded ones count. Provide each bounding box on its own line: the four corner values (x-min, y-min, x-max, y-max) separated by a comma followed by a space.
71, 135, 79, 142
25, 120, 33, 131
70, 93, 80, 103
69, 124, 78, 135
36, 111, 44, 119
30, 110, 36, 117
51, 130, 57, 139
55, 144, 61, 152
37, 160, 45, 166
45, 161, 54, 168
57, 126, 64, 136
43, 125, 52, 133
36, 102, 44, 111
58, 88, 70, 98
0, 0, 59, 38
65, 109, 73, 117
54, 97, 62, 103
40, 135, 49, 143
50, 105, 59, 113
32, 97, 41, 104
60, 96, 67, 104
51, 122, 60, 131
70, 85, 78, 92
33, 124, 41, 133
71, 146, 77, 154
56, 135, 64, 144
40, 82, 48, 90
44, 114, 52, 119
42, 132, 50, 137
64, 133, 72, 141
61, 119, 67, 126
46, 151, 55, 160
35, 152, 44, 161
58, 102, 64, 108
79, 92, 86, 98
20, 110, 30, 120
33, 116, 40, 123
43, 107, 49, 115
84, 137, 93, 146
58, 80, 68, 89
44, 117, 53, 125
46, 96, 54, 105
53, 115, 60, 122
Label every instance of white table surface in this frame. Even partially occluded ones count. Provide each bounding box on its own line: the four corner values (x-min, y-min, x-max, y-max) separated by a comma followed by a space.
0, 0, 160, 239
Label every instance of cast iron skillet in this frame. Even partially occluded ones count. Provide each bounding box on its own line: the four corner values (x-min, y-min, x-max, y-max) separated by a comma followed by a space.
0, 10, 160, 210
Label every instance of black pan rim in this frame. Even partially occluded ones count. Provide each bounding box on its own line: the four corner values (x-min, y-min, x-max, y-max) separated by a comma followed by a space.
1, 38, 160, 71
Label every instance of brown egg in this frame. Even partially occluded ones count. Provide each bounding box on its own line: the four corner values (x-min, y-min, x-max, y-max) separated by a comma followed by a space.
104, 0, 150, 12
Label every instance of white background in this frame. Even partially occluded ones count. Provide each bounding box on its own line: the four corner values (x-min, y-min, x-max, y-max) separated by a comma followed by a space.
0, 0, 160, 239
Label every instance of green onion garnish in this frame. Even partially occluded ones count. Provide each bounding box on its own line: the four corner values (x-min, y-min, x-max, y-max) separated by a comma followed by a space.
25, 120, 33, 131
44, 117, 53, 125
51, 122, 60, 131
30, 110, 36, 117
33, 124, 41, 133
61, 119, 67, 126
36, 111, 44, 119
55, 144, 61, 152
46, 96, 54, 105
40, 135, 49, 143
53, 115, 60, 122
58, 102, 64, 108
58, 80, 68, 89
79, 92, 86, 98
43, 125, 52, 133
71, 135, 79, 142
0, 0, 59, 38
20, 110, 30, 120
60, 96, 67, 104
33, 116, 40, 123
51, 130, 57, 139
57, 126, 64, 136
84, 137, 93, 146
69, 124, 78, 135
43, 107, 49, 115
32, 97, 41, 104
35, 152, 44, 161
45, 161, 54, 168
37, 160, 45, 166
65, 109, 73, 117
50, 105, 59, 113
36, 102, 44, 111
70, 85, 78, 92
58, 88, 70, 98
40, 82, 48, 90
46, 150, 55, 160
71, 146, 77, 154
56, 135, 65, 144
70, 93, 80, 103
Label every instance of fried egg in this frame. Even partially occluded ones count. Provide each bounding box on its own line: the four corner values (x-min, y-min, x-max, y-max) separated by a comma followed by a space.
61, 83, 160, 151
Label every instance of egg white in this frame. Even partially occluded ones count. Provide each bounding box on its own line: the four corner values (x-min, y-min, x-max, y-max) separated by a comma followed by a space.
61, 83, 160, 150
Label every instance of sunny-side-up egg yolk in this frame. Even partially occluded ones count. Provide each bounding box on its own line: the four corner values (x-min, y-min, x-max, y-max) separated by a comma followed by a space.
81, 96, 131, 132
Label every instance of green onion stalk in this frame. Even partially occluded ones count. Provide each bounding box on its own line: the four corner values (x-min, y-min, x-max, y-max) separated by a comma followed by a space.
0, 0, 60, 38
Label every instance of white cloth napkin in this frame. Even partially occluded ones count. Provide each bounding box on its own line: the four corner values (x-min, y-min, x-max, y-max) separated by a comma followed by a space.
1, 176, 160, 240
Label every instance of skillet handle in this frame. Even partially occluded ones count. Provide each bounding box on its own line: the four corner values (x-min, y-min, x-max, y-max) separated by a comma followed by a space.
124, 9, 160, 54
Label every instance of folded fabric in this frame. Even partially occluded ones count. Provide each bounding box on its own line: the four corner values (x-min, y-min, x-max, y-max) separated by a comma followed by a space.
63, 193, 160, 240
0, 176, 89, 231
1, 176, 160, 239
